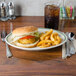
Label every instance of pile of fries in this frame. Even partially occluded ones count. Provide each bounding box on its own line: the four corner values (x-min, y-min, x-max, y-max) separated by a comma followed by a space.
37, 29, 62, 48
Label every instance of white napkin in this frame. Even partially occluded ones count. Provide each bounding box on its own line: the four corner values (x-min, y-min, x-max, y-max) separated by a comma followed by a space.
73, 39, 76, 53
69, 40, 75, 54
62, 43, 67, 59
62, 38, 76, 59
66, 38, 71, 56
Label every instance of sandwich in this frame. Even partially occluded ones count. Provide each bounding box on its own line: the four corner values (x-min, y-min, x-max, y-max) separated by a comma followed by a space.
11, 26, 39, 48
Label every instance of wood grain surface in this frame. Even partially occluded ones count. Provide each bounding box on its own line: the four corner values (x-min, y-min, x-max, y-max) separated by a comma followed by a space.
0, 16, 76, 76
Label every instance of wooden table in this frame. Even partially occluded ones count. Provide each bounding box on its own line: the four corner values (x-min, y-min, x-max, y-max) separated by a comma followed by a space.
0, 16, 76, 76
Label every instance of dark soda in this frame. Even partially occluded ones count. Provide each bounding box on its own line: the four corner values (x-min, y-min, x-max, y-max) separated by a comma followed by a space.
45, 5, 60, 30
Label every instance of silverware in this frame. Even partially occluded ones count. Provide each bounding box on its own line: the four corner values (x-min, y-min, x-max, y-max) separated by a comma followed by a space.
62, 32, 67, 59
65, 32, 71, 57
62, 32, 75, 59
1, 23, 13, 58
62, 43, 67, 59
68, 32, 75, 54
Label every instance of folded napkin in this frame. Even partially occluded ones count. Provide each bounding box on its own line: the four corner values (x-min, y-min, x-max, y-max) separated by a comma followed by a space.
62, 33, 76, 59
69, 40, 75, 54
62, 43, 67, 59
73, 39, 76, 53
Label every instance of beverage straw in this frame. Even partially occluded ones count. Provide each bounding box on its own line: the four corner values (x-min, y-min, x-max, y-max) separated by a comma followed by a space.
60, 7, 63, 19
70, 6, 73, 17
60, 0, 66, 30
72, 7, 74, 19
62, 7, 67, 18
67, 7, 71, 18
57, 0, 62, 19
62, 0, 67, 18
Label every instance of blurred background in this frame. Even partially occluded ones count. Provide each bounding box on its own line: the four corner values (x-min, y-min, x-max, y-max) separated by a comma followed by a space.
0, 0, 76, 16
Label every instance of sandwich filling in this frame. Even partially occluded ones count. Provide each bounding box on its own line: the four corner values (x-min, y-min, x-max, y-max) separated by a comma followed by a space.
18, 35, 36, 44
11, 31, 39, 45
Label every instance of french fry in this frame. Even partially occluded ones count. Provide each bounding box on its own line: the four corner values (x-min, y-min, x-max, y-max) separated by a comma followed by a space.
37, 40, 53, 46
37, 29, 62, 48
45, 36, 50, 40
40, 29, 53, 40
50, 32, 58, 41
50, 33, 61, 45
39, 43, 51, 48
55, 36, 61, 45
45, 31, 48, 33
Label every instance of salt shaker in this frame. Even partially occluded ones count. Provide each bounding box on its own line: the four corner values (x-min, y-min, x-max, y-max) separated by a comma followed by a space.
8, 2, 16, 20
0, 2, 8, 21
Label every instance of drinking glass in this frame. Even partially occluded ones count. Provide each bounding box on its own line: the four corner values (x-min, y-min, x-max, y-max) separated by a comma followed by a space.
44, 1, 60, 30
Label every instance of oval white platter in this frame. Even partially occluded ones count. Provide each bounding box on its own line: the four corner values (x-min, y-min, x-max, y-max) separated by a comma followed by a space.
5, 28, 67, 51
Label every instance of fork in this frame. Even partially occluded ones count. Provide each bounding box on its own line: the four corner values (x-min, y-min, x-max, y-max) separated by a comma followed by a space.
62, 32, 70, 59
1, 23, 13, 58
62, 32, 75, 59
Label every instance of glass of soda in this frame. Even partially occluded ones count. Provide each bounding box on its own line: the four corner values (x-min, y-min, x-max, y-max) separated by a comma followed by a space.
45, 2, 60, 30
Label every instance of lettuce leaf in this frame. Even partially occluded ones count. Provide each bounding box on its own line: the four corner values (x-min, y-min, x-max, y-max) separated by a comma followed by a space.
32, 32, 40, 37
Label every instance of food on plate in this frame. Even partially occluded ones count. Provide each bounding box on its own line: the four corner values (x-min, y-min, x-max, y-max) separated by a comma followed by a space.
37, 40, 54, 48
50, 32, 61, 45
37, 29, 62, 48
40, 29, 53, 40
10, 26, 62, 48
11, 26, 39, 48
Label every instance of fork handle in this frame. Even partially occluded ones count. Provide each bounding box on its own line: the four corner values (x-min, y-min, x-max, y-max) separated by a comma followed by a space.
62, 43, 67, 59
70, 41, 75, 54
6, 43, 12, 58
